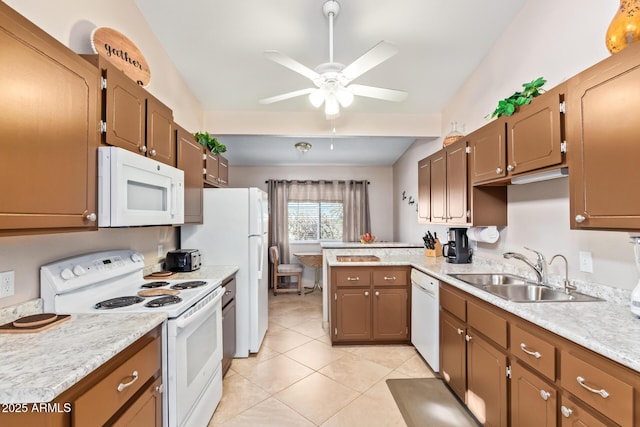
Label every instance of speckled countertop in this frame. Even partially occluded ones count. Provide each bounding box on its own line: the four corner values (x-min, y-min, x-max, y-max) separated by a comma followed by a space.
0, 311, 166, 404
320, 242, 423, 249
326, 250, 640, 373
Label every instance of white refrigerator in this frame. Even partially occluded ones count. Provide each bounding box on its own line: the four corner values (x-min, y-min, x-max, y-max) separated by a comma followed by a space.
181, 187, 269, 357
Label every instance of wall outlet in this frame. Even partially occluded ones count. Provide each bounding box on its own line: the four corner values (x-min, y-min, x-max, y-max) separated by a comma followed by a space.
579, 251, 593, 273
157, 244, 164, 258
0, 271, 15, 298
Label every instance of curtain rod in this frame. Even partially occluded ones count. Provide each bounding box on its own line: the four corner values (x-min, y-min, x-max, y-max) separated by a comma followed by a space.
265, 179, 370, 184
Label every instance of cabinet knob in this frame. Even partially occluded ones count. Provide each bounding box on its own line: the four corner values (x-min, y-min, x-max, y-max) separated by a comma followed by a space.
364, 291, 369, 297
139, 145, 147, 153
507, 164, 515, 172
560, 406, 573, 418
575, 214, 586, 223
84, 212, 97, 222
375, 291, 380, 296
465, 334, 472, 342
457, 328, 464, 335
149, 149, 157, 156
496, 167, 503, 174
539, 390, 551, 401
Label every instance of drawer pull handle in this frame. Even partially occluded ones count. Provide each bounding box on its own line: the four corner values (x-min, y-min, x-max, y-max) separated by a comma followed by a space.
117, 370, 139, 392
347, 277, 360, 281
457, 328, 464, 335
383, 276, 397, 281
560, 406, 573, 418
539, 390, 551, 401
224, 290, 232, 296
576, 376, 609, 398
520, 343, 541, 359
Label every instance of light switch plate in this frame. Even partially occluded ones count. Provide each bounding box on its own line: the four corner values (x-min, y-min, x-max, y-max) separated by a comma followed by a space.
158, 244, 164, 258
579, 251, 593, 273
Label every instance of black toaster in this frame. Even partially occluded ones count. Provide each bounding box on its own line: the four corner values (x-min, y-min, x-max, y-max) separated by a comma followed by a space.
165, 249, 201, 272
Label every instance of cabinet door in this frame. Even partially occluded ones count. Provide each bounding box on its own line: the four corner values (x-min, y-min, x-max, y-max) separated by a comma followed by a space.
218, 155, 229, 187
372, 287, 408, 341
507, 84, 565, 176
466, 331, 508, 427
204, 151, 220, 186
568, 41, 640, 230
418, 157, 431, 221
446, 141, 469, 223
222, 299, 236, 376
511, 361, 557, 427
335, 288, 371, 341
0, 3, 99, 234
103, 61, 146, 154
146, 95, 175, 166
112, 377, 163, 427
440, 310, 467, 401
430, 151, 447, 222
468, 119, 507, 185
176, 125, 203, 224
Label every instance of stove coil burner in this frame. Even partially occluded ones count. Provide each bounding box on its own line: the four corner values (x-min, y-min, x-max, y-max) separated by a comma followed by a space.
171, 280, 207, 290
141, 281, 170, 289
145, 295, 183, 308
95, 296, 144, 309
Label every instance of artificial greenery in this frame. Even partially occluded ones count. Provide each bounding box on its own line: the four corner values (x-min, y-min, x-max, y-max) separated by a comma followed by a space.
489, 77, 547, 118
194, 131, 227, 154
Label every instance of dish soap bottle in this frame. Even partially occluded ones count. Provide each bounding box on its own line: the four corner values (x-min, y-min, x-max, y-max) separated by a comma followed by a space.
631, 236, 640, 317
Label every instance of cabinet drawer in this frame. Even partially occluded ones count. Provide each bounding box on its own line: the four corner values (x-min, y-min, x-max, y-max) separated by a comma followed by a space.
467, 300, 507, 348
561, 351, 633, 426
510, 323, 556, 381
334, 269, 371, 286
440, 284, 466, 321
372, 269, 407, 286
74, 336, 161, 426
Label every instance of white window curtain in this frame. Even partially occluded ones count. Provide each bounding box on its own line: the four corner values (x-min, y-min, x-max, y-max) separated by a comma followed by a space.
267, 179, 371, 264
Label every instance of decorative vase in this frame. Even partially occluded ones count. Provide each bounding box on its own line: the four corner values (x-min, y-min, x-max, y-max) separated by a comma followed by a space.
443, 122, 464, 147
606, 0, 640, 53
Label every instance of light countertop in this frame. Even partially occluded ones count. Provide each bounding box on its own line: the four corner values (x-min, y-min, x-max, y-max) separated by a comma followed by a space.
320, 242, 423, 249
326, 251, 640, 373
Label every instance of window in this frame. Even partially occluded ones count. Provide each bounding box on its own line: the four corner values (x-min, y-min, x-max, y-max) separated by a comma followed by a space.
288, 201, 343, 241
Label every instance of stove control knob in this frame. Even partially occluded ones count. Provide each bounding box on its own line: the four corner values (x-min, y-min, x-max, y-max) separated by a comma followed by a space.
72, 265, 87, 276
130, 253, 144, 263
60, 268, 74, 280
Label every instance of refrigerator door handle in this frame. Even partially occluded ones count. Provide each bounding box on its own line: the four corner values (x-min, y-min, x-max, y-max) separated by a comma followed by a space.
256, 237, 264, 277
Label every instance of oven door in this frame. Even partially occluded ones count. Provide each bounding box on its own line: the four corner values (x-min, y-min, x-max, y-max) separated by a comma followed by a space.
167, 287, 224, 427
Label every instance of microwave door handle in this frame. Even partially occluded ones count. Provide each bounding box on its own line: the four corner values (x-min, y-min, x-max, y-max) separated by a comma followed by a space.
175, 287, 224, 329
170, 182, 176, 217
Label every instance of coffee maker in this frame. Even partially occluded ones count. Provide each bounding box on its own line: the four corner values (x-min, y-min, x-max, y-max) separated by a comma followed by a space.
442, 227, 473, 264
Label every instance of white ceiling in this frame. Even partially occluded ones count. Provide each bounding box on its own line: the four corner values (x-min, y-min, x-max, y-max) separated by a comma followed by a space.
134, 0, 526, 165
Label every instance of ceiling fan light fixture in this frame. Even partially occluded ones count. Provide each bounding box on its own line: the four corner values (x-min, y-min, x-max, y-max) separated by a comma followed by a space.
309, 89, 325, 108
336, 87, 354, 107
295, 141, 312, 153
325, 94, 340, 117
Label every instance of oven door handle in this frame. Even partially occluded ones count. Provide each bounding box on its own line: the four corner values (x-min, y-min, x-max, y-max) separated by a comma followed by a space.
175, 287, 225, 330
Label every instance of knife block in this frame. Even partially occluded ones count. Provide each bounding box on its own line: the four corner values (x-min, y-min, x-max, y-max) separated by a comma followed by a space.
425, 239, 443, 258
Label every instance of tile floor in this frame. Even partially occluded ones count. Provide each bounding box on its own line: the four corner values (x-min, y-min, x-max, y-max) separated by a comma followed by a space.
208, 290, 435, 426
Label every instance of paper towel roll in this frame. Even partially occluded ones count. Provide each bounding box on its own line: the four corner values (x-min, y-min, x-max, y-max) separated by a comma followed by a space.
467, 226, 499, 244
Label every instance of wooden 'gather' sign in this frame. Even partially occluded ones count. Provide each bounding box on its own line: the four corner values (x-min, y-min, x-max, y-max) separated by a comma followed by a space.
90, 27, 151, 86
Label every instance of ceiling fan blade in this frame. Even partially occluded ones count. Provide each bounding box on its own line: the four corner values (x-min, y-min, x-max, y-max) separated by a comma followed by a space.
259, 88, 316, 104
263, 50, 320, 81
341, 41, 399, 81
349, 84, 408, 102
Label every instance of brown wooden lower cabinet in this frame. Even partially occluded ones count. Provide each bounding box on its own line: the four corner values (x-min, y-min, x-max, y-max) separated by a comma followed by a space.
0, 326, 162, 427
330, 266, 410, 344
439, 281, 640, 427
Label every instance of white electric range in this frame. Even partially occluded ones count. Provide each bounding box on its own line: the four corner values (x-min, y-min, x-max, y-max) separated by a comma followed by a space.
40, 249, 224, 427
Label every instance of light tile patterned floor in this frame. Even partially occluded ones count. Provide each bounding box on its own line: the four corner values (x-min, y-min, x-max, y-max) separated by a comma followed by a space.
209, 290, 435, 426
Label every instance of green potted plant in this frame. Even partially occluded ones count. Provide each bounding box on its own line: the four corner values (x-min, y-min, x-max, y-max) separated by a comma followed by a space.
489, 77, 547, 118
194, 131, 227, 154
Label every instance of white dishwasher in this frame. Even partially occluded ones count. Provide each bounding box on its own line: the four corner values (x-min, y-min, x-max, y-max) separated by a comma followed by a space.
411, 268, 439, 372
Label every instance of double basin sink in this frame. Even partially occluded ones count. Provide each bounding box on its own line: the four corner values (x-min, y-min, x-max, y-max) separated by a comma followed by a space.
449, 273, 603, 303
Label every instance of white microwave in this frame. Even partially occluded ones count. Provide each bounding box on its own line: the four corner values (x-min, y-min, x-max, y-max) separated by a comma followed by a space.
98, 146, 184, 227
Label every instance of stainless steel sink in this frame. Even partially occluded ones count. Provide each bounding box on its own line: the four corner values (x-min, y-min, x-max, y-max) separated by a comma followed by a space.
449, 273, 603, 303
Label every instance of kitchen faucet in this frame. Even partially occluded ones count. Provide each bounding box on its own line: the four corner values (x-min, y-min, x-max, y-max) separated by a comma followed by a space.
503, 247, 548, 285
549, 254, 577, 294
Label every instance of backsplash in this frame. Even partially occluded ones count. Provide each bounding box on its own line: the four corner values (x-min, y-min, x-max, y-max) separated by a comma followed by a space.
0, 299, 42, 325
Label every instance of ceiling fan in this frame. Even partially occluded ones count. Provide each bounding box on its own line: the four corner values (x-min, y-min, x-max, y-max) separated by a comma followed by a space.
259, 0, 408, 119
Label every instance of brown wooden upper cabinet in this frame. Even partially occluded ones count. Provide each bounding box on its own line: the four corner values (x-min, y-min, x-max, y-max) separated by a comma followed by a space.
204, 151, 229, 188
176, 125, 204, 224
418, 157, 431, 222
82, 56, 176, 167
568, 41, 640, 231
469, 83, 567, 186
0, 2, 100, 235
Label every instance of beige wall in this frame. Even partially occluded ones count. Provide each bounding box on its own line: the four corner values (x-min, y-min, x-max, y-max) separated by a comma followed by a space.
393, 0, 638, 291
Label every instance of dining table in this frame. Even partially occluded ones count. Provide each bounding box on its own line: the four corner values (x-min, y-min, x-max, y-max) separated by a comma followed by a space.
293, 252, 323, 294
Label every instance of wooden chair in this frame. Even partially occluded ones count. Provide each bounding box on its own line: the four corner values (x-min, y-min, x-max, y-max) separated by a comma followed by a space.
269, 246, 303, 295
